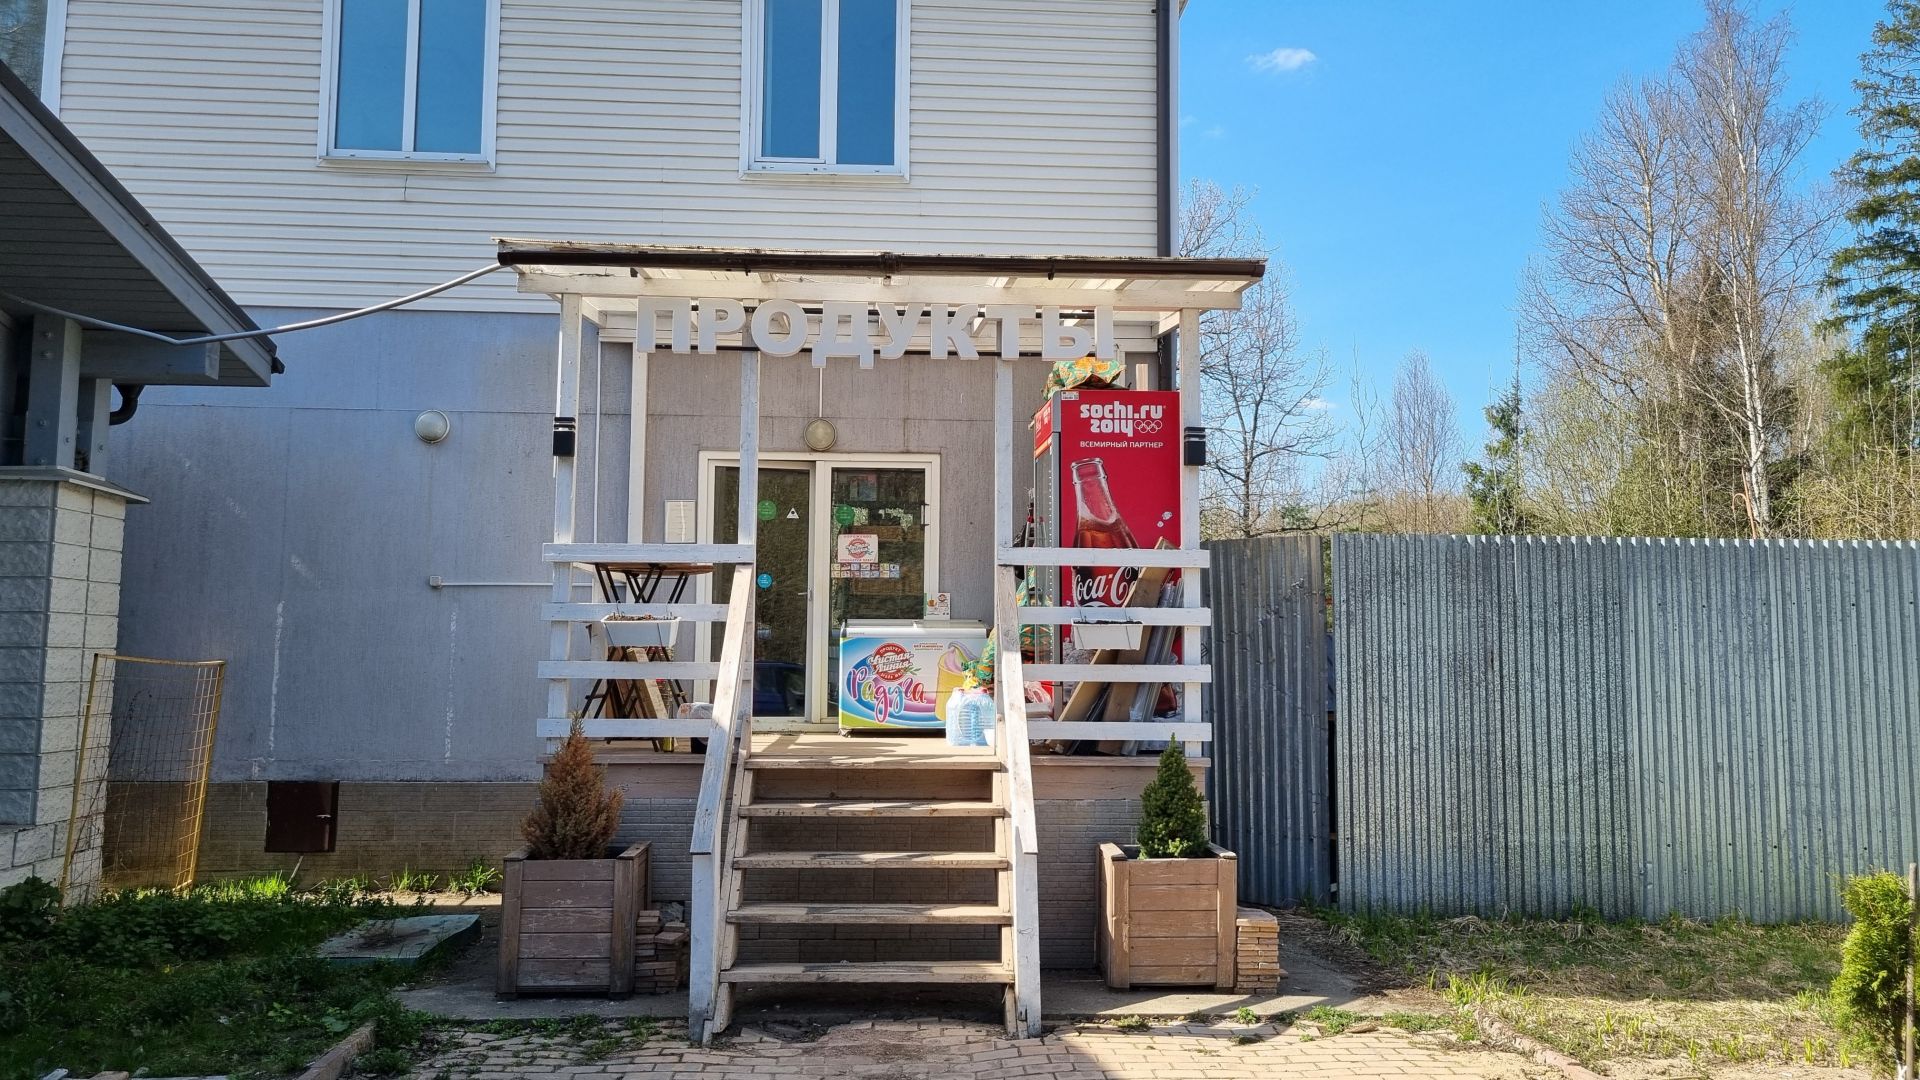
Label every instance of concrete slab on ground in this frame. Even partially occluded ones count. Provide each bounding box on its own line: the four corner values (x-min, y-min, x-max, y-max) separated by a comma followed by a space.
318, 914, 479, 967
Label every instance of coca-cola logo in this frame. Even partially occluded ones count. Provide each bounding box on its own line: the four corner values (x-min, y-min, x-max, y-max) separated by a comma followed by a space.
869, 643, 913, 681
1074, 566, 1139, 607
1078, 401, 1166, 437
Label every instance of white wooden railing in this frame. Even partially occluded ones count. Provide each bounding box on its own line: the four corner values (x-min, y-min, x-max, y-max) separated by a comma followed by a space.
537, 543, 751, 740
992, 568, 1043, 1037
685, 566, 755, 1045
994, 547, 1213, 750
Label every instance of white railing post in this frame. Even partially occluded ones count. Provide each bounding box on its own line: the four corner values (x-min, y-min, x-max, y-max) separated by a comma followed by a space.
546, 294, 584, 731
994, 568, 1042, 1037
1176, 308, 1205, 758
687, 566, 754, 1044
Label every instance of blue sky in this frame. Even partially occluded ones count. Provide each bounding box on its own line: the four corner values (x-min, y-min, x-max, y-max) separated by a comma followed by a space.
1178, 0, 1886, 450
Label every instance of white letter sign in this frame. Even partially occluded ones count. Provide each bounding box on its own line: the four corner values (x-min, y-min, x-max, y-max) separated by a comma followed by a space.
637, 298, 1118, 362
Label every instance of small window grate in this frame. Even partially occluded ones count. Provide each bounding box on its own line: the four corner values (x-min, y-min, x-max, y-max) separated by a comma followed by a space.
265, 781, 339, 853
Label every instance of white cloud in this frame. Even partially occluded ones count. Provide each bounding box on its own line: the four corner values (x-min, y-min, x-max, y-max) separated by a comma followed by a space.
1202, 124, 1226, 140
1301, 397, 1335, 411
1247, 47, 1318, 74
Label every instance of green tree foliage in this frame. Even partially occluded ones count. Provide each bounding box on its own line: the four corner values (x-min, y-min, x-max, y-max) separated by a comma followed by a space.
1136, 741, 1209, 859
1462, 379, 1534, 534
1825, 0, 1920, 457
1829, 870, 1914, 1063
521, 718, 623, 860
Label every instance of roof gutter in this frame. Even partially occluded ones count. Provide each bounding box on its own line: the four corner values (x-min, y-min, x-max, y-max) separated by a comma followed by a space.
1156, 0, 1179, 389
1157, 0, 1175, 259
496, 245, 1263, 282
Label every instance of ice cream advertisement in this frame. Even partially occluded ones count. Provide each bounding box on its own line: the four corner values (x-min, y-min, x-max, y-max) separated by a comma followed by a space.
839, 634, 987, 730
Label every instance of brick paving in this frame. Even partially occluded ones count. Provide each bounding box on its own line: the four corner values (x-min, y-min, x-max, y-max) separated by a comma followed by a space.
408, 1018, 1556, 1080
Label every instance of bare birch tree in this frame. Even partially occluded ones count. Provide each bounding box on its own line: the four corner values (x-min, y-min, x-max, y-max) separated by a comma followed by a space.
1524, 0, 1834, 537
1371, 350, 1463, 532
1180, 180, 1336, 537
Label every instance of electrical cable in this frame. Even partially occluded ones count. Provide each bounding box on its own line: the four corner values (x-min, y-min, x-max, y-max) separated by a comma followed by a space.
0, 263, 508, 346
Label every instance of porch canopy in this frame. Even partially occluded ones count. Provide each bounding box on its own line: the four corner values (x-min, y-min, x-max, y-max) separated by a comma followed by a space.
499, 240, 1265, 335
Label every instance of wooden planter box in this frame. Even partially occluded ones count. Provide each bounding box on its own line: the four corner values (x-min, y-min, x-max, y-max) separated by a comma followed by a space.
1097, 841, 1238, 989
497, 841, 650, 996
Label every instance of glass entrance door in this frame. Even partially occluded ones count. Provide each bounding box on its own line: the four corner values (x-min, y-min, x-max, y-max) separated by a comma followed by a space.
824, 467, 930, 719
704, 455, 938, 726
712, 465, 811, 718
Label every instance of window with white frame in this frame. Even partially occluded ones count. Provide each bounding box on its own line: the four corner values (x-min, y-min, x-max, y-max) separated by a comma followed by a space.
747, 0, 907, 175
324, 0, 497, 162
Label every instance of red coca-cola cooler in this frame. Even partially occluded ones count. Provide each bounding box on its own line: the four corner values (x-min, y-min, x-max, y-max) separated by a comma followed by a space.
1029, 389, 1183, 662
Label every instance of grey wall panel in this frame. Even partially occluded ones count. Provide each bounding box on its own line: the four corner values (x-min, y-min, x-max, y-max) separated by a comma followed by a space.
110, 308, 569, 782
1205, 535, 1330, 906
1334, 534, 1920, 922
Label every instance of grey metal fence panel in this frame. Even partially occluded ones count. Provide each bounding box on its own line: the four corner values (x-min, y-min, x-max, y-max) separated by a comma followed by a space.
1205, 535, 1331, 906
1334, 534, 1920, 922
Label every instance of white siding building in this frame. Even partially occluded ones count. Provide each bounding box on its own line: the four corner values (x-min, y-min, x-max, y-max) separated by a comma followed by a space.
31, 1, 1202, 983
55, 0, 1164, 312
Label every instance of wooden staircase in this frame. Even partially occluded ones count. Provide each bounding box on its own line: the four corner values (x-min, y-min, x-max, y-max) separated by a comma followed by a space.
703, 736, 1033, 1036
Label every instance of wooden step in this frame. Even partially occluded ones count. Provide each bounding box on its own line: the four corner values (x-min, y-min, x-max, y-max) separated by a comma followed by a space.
747, 751, 1002, 771
721, 961, 1013, 985
738, 799, 1003, 818
728, 902, 1011, 925
732, 850, 1010, 870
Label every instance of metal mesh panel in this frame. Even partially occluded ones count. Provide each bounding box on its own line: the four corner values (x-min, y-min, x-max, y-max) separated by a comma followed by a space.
60, 655, 226, 898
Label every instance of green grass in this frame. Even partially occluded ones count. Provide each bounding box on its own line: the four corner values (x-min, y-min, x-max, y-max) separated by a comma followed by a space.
1323, 908, 1862, 1071
1303, 1005, 1362, 1035
449, 859, 502, 897
389, 867, 441, 893
0, 875, 435, 1079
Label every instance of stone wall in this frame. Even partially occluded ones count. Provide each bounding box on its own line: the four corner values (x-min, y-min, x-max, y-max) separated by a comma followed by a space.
193, 761, 1188, 970
196, 780, 538, 882
0, 476, 125, 893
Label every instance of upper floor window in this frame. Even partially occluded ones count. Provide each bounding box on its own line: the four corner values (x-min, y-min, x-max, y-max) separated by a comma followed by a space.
323, 0, 497, 163
746, 0, 907, 176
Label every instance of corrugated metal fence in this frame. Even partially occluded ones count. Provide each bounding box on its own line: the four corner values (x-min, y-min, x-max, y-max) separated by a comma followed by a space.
1332, 534, 1920, 922
1206, 535, 1332, 906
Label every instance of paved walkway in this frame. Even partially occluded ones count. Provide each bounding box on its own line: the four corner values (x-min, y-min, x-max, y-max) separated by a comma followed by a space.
409, 1018, 1555, 1080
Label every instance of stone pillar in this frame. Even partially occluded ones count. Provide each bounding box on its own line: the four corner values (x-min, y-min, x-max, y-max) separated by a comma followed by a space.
0, 474, 130, 895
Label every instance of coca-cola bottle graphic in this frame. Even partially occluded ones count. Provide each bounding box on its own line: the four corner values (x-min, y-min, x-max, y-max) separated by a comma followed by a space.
1070, 458, 1139, 608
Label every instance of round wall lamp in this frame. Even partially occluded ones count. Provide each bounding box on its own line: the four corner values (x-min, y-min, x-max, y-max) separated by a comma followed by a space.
803, 417, 837, 452
414, 410, 452, 444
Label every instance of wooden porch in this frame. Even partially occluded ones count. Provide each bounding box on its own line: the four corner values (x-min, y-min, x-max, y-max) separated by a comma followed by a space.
511, 244, 1259, 1043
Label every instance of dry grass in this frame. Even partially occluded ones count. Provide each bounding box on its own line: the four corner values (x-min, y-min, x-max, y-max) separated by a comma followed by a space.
1324, 911, 1874, 1075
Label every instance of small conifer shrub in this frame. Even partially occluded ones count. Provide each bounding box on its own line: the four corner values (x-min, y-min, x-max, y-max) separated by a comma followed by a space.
1136, 740, 1209, 858
521, 718, 624, 860
1829, 869, 1914, 1063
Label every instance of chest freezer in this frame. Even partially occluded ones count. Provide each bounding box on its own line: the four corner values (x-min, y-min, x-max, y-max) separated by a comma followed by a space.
838, 620, 989, 732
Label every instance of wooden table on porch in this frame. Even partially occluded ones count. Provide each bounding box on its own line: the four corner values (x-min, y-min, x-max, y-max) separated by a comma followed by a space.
579, 560, 714, 750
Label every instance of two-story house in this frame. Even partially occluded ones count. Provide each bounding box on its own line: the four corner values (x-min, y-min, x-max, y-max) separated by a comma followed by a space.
24, 0, 1259, 1032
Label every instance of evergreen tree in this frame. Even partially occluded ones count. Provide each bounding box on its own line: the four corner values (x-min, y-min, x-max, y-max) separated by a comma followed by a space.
1136, 741, 1209, 858
1462, 379, 1534, 535
1825, 0, 1920, 454
521, 719, 623, 860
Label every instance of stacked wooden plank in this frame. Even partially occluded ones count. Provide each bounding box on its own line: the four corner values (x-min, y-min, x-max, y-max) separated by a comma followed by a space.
633, 910, 689, 993
1234, 907, 1283, 993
